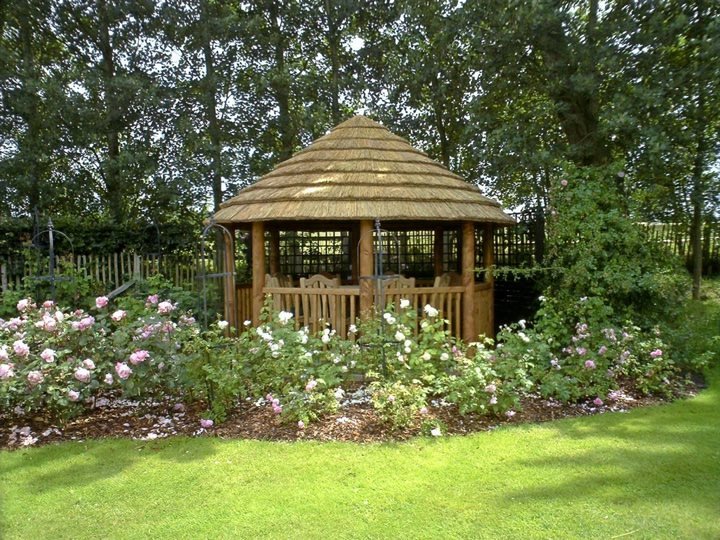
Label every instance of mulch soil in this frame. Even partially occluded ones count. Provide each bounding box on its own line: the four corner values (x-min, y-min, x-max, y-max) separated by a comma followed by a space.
1, 382, 699, 450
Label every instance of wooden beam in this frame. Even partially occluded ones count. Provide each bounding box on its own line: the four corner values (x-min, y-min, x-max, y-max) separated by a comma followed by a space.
223, 225, 237, 329
251, 221, 265, 325
433, 226, 444, 276
461, 221, 475, 342
269, 227, 280, 275
359, 219, 374, 316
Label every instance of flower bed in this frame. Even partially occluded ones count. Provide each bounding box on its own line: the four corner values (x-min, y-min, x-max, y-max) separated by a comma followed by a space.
0, 290, 697, 448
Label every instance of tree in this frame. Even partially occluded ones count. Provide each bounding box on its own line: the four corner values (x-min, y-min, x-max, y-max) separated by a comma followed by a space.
56, 0, 169, 224
628, 0, 720, 298
0, 0, 68, 219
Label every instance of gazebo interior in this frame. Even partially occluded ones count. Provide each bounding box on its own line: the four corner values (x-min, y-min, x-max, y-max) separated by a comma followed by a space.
212, 116, 515, 341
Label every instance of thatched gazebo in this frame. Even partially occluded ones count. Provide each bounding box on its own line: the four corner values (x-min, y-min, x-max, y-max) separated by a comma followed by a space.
212, 115, 515, 340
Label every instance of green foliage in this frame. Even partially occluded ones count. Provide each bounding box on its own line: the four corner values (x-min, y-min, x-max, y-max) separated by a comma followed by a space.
665, 278, 720, 373
442, 339, 531, 416
354, 301, 455, 388
179, 322, 247, 423
545, 165, 687, 327
369, 380, 427, 430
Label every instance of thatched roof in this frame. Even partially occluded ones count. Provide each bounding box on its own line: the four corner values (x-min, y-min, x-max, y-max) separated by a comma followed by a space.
214, 116, 515, 226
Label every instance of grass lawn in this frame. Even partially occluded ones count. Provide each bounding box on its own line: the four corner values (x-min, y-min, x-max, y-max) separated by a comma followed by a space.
1, 372, 718, 540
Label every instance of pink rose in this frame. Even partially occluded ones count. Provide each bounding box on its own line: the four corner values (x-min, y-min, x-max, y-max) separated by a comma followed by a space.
82, 358, 95, 370
42, 300, 54, 309
104, 373, 114, 385
297, 420, 305, 429
593, 397, 604, 406
200, 418, 214, 429
650, 349, 663, 358
115, 362, 132, 380
561, 179, 568, 187
42, 316, 57, 332
272, 404, 283, 415
0, 347, 8, 361
111, 310, 127, 322
157, 301, 175, 315
27, 370, 44, 386
598, 346, 608, 355
41, 348, 56, 363
584, 360, 596, 369
0, 363, 14, 379
74, 367, 91, 383
129, 350, 150, 365
484, 384, 497, 394
16, 298, 30, 312
95, 296, 109, 309
146, 294, 159, 305
305, 379, 318, 392
13, 340, 29, 357
68, 390, 80, 402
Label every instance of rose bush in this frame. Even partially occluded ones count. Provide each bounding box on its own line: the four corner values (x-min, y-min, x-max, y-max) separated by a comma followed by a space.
0, 293, 199, 422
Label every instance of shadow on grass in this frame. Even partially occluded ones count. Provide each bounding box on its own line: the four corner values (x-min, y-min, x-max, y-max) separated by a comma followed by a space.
503, 385, 720, 516
0, 436, 219, 494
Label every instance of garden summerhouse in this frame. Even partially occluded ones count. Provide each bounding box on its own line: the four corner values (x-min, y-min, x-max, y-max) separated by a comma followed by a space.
212, 116, 515, 340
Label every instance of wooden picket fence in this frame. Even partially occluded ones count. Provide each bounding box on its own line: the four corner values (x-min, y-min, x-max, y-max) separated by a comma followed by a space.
0, 251, 217, 293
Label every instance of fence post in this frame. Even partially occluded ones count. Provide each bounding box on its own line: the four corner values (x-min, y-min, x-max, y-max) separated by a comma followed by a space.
1, 263, 7, 293
133, 254, 142, 279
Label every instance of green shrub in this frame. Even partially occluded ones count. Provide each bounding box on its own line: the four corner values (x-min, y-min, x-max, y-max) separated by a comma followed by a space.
370, 380, 427, 430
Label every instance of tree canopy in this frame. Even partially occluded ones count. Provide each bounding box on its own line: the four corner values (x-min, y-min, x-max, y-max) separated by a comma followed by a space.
0, 0, 717, 262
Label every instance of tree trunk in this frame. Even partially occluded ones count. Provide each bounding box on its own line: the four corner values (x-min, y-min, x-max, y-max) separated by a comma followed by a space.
98, 0, 123, 223
200, 0, 223, 211
690, 127, 705, 300
325, 0, 341, 125
533, 1, 608, 168
19, 1, 41, 214
431, 80, 450, 167
269, 1, 294, 162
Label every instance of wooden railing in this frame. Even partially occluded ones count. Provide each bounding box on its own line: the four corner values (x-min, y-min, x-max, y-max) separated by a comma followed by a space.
236, 284, 253, 326
256, 285, 465, 339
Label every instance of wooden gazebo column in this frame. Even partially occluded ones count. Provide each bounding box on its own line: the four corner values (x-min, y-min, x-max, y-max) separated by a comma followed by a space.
223, 225, 237, 328
461, 221, 476, 342
359, 219, 374, 316
251, 221, 266, 325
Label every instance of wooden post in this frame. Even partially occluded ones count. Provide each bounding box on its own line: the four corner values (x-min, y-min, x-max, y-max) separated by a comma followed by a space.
133, 254, 141, 279
269, 227, 280, 276
251, 221, 266, 325
359, 219, 374, 316
461, 221, 476, 342
1, 263, 7, 293
223, 225, 237, 329
433, 227, 444, 276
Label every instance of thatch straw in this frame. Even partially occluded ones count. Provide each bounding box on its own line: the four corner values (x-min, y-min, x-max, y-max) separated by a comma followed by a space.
214, 116, 515, 225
